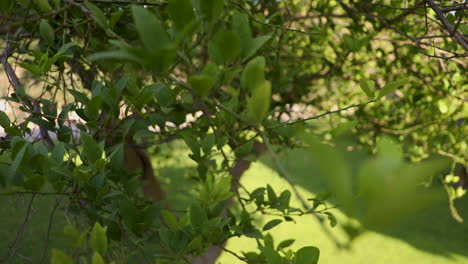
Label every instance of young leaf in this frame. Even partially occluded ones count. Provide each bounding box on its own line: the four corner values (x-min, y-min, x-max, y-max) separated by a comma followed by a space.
90, 222, 108, 256
294, 246, 320, 264
359, 78, 375, 99
246, 80, 271, 123
51, 249, 73, 264
244, 35, 271, 59
162, 209, 179, 230
377, 78, 408, 99
63, 225, 83, 247
132, 6, 172, 50
188, 74, 215, 97
39, 20, 55, 44
263, 219, 282, 231
241, 56, 266, 92
33, 0, 52, 12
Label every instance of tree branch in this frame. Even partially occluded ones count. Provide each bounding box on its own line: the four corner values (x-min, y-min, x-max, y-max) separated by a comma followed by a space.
425, 0, 468, 51
1, 36, 54, 146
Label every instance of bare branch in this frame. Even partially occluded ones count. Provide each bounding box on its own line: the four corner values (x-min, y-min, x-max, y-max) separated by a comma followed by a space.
425, 0, 468, 51
1, 35, 54, 146
6, 194, 36, 262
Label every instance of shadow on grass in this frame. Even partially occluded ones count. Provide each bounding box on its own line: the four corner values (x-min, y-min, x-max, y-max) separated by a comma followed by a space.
260, 147, 468, 259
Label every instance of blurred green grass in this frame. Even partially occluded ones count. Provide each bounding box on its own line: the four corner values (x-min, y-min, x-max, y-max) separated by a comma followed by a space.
1, 143, 467, 263
218, 154, 468, 264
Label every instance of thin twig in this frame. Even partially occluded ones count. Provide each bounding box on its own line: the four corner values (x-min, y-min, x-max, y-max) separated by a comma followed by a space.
220, 246, 247, 262
1, 34, 54, 146
259, 131, 346, 249
39, 197, 62, 264
425, 0, 468, 51
7, 194, 37, 262
269, 102, 373, 129
230, 0, 319, 37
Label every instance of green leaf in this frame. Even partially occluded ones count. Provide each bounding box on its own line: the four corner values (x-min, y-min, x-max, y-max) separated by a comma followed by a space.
0, 110, 11, 127
67, 89, 90, 104
359, 78, 375, 99
51, 142, 65, 163
263, 219, 282, 231
241, 56, 266, 92
84, 1, 108, 29
377, 78, 408, 99
81, 133, 102, 163
23, 174, 45, 191
0, 0, 14, 12
188, 74, 215, 97
63, 225, 83, 248
187, 235, 203, 249
278, 190, 291, 212
51, 0, 60, 8
246, 80, 271, 123
162, 209, 179, 230
54, 42, 77, 60
216, 31, 241, 63
33, 0, 52, 12
325, 212, 337, 227
232, 11, 253, 56
266, 184, 277, 204
92, 252, 105, 264
90, 222, 108, 256
108, 143, 124, 170
189, 202, 208, 230
146, 47, 177, 72
39, 19, 55, 44
51, 249, 73, 264
261, 246, 282, 264
132, 6, 172, 50
108, 9, 124, 30
294, 246, 320, 264
277, 239, 295, 250
244, 35, 271, 59
199, 0, 224, 22
8, 142, 28, 184
168, 0, 196, 31
86, 95, 102, 119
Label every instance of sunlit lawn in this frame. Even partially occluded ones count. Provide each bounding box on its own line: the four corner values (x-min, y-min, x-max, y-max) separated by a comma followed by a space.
1, 144, 467, 263
218, 154, 468, 264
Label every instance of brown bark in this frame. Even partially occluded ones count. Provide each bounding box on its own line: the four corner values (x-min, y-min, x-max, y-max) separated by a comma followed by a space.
123, 143, 165, 202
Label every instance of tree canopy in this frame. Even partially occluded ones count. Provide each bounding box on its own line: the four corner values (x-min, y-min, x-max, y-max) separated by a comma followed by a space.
0, 0, 467, 263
